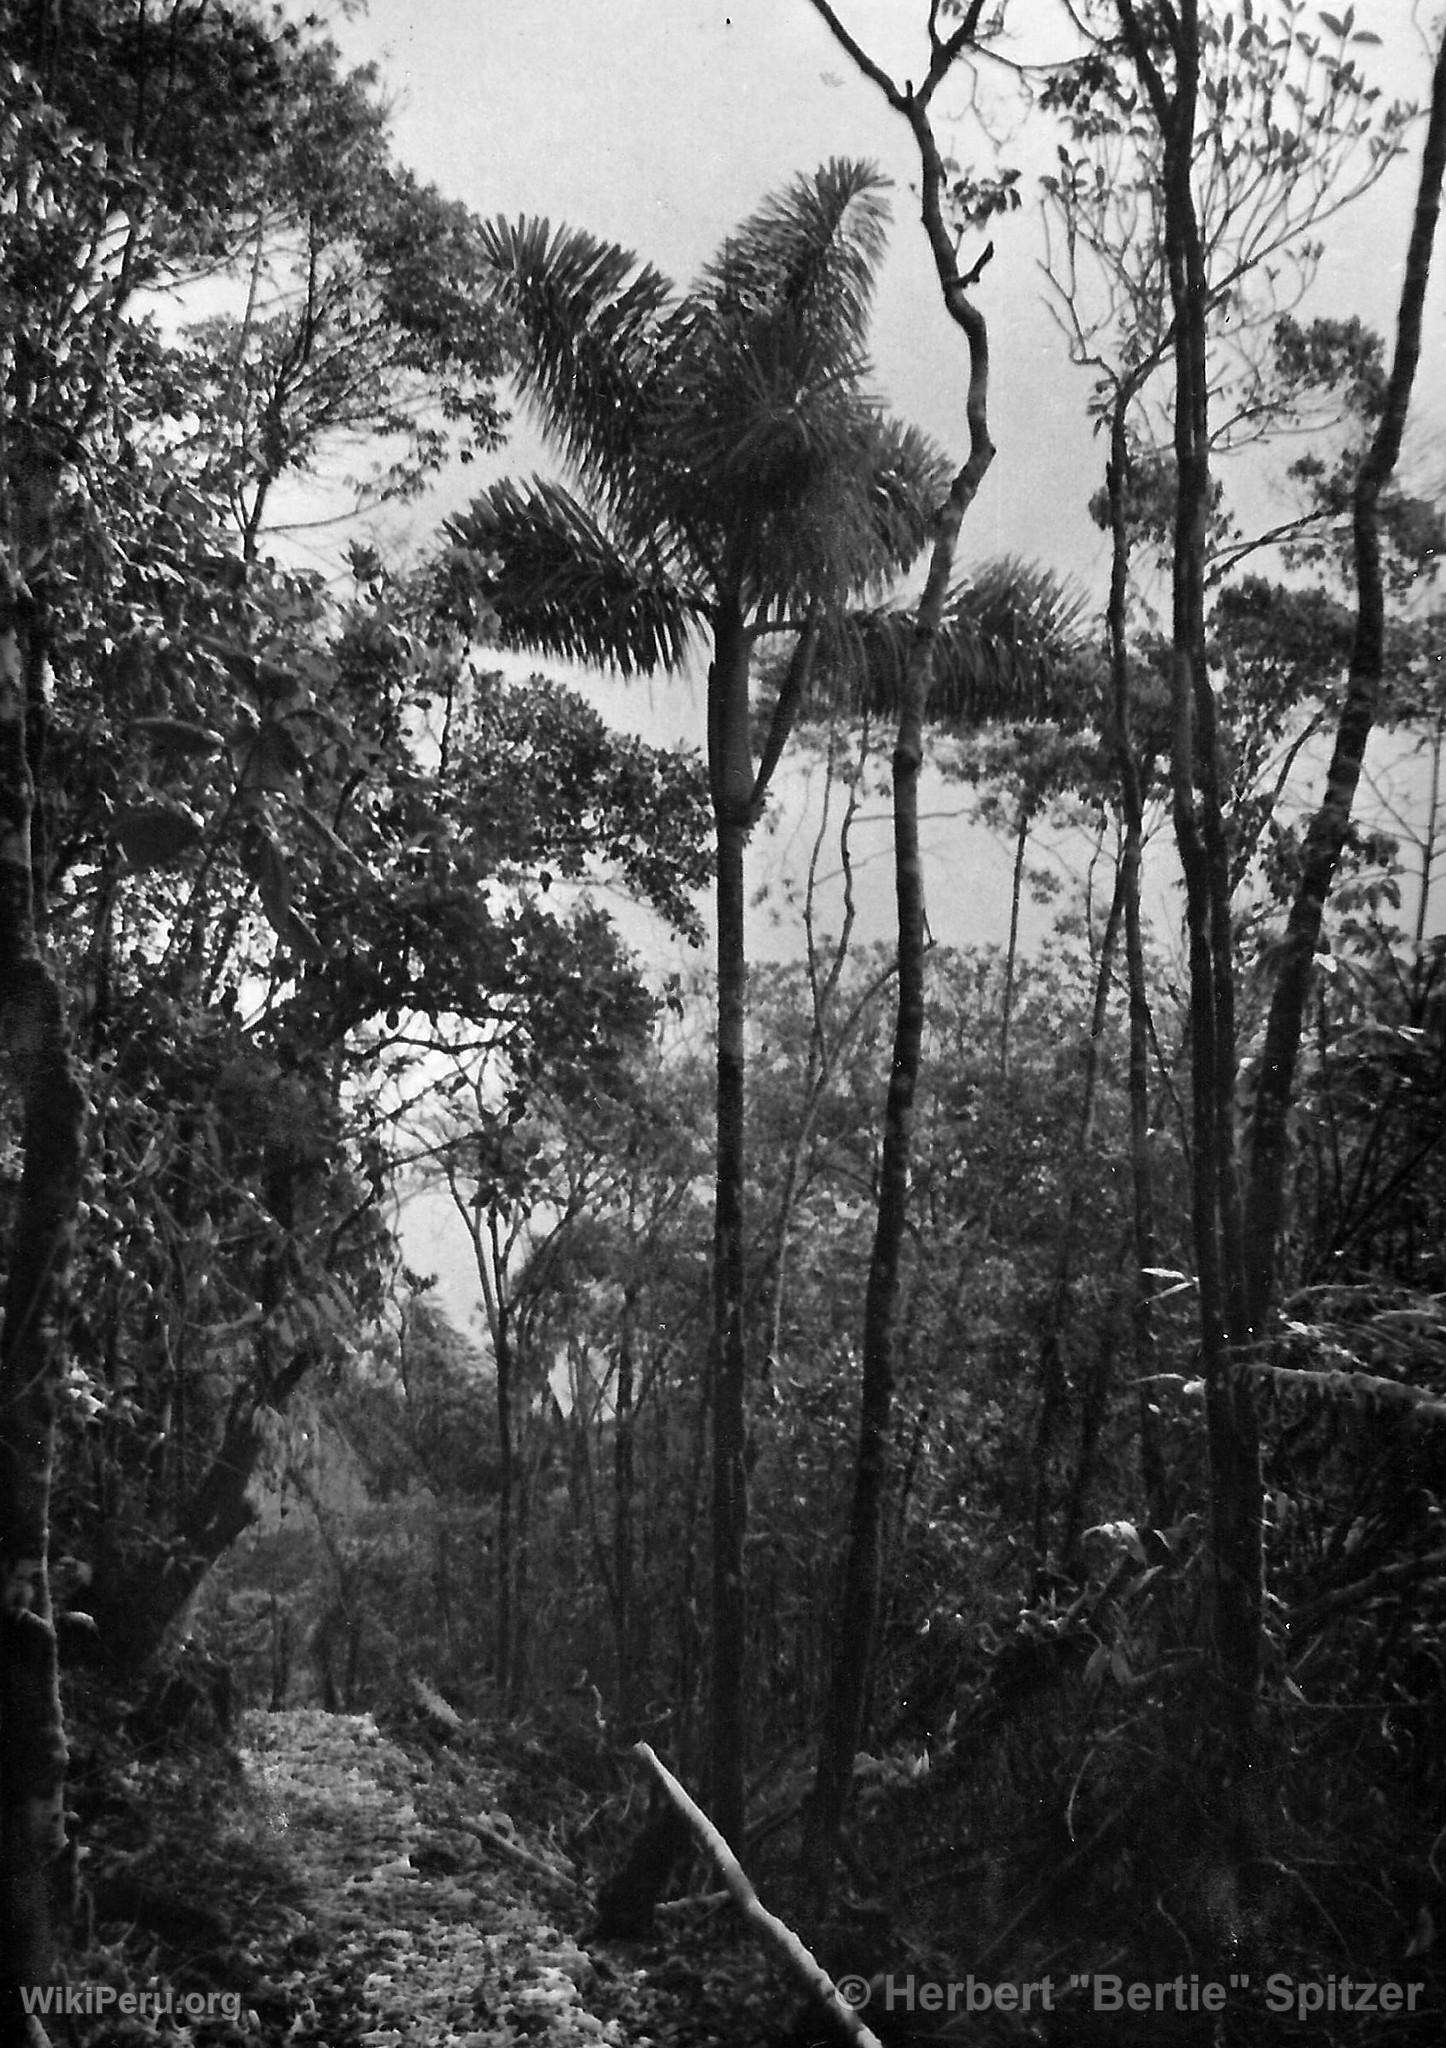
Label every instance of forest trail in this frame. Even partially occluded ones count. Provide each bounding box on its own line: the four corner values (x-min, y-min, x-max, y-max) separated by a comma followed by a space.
233, 1708, 644, 2048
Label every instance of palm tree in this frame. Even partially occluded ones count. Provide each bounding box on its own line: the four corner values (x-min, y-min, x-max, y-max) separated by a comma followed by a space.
450, 159, 949, 1846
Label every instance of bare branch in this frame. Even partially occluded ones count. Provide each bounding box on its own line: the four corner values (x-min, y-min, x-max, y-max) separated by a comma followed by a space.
804, 0, 905, 106
632, 1744, 886, 2048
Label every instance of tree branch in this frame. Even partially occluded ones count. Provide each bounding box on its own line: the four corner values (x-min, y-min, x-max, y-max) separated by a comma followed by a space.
749, 614, 821, 825
805, 0, 905, 106
1116, 0, 1171, 124
1291, 1545, 1446, 1639
631, 1744, 886, 2048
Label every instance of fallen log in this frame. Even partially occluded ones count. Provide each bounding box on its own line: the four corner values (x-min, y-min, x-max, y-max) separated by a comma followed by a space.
464, 1816, 579, 1894
631, 1743, 884, 2048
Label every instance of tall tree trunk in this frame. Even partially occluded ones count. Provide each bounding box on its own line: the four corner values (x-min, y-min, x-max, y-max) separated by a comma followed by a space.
706, 601, 754, 1850
801, 2, 997, 1890
1244, 30, 1446, 1327
1061, 1275, 1125, 1572
998, 802, 1030, 1078
1412, 711, 1444, 957
596, 605, 765, 1922
494, 1292, 517, 1704
802, 574, 930, 1892
1119, 0, 1262, 1757
511, 1431, 533, 1710
762, 720, 874, 1379
1, 549, 86, 2042
1124, 818, 1168, 1523
1030, 862, 1126, 1566
470, 1204, 518, 1703
703, 603, 819, 1848
612, 1144, 643, 1734
1104, 379, 1168, 1526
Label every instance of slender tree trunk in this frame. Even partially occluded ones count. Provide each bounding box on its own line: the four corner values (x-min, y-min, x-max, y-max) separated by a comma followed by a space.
708, 807, 749, 1846
494, 1298, 516, 1703
596, 841, 760, 1930
706, 599, 754, 1850
700, 604, 819, 1848
1104, 380, 1168, 1525
998, 802, 1030, 1078
762, 721, 874, 1378
1, 558, 86, 2042
1061, 1275, 1126, 1572
613, 1278, 639, 1732
1413, 712, 1444, 956
1119, 0, 1262, 1752
1030, 862, 1126, 1566
472, 1208, 518, 1702
800, 12, 996, 1888
1124, 830, 1168, 1523
511, 1434, 532, 1710
1244, 31, 1446, 1327
445, 1171, 520, 1705
803, 572, 930, 1892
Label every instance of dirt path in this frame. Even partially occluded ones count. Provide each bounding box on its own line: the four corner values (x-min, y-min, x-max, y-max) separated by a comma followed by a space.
238, 1708, 644, 2047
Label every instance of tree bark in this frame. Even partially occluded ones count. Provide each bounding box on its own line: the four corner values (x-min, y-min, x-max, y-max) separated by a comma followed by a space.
1104, 382, 1168, 1525
1030, 860, 1126, 1565
494, 1282, 517, 1704
613, 1274, 639, 1732
1244, 30, 1446, 1328
999, 802, 1030, 1079
704, 602, 817, 1847
1118, 0, 1262, 1749
801, 1, 996, 1890
1, 555, 87, 2042
705, 598, 755, 1850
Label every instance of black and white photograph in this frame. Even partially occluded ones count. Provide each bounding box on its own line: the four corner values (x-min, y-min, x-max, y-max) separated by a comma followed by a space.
1, 4, 1444, 2043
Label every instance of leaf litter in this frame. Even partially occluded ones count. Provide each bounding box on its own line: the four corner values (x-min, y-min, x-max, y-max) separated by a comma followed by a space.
68, 1704, 682, 2048
237, 1709, 642, 2048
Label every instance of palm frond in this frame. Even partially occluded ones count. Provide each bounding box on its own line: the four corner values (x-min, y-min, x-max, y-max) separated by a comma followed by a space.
660, 162, 895, 522
925, 558, 1096, 725
481, 217, 683, 508
656, 330, 869, 498
859, 416, 955, 580
697, 158, 892, 359
740, 409, 949, 621
810, 556, 1097, 728
448, 478, 703, 677
948, 555, 1094, 658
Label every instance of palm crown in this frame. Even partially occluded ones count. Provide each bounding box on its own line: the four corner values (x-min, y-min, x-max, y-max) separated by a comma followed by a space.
449, 159, 951, 686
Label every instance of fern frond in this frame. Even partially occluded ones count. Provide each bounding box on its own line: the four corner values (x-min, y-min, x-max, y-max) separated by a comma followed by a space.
1250, 1359, 1446, 1424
